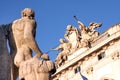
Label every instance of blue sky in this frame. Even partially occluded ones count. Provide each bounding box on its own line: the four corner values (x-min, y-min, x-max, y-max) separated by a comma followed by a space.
0, 0, 120, 61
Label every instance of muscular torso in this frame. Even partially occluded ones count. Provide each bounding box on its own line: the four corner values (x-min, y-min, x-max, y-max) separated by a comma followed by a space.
12, 18, 35, 63
12, 19, 25, 49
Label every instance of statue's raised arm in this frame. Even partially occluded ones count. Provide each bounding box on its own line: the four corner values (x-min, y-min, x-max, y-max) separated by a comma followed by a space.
73, 16, 86, 31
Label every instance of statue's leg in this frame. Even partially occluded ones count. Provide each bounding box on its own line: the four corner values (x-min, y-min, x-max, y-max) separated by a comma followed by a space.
10, 53, 19, 80
11, 62, 18, 80
13, 64, 19, 80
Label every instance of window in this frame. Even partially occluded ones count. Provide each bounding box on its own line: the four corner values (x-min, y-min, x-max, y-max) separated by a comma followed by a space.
74, 66, 81, 74
74, 68, 78, 74
98, 52, 105, 60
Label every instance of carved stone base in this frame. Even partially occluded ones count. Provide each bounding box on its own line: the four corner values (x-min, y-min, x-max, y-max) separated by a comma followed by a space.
19, 58, 56, 80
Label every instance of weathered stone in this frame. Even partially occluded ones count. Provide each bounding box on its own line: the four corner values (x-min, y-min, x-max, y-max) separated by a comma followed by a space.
52, 23, 120, 80
7, 8, 56, 80
19, 57, 56, 80
0, 25, 11, 80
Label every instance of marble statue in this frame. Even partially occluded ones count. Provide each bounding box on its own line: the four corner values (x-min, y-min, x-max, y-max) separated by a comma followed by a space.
7, 8, 43, 80
12, 8, 43, 68
78, 20, 92, 48
53, 38, 71, 67
73, 16, 101, 48
78, 20, 101, 48
88, 22, 102, 39
53, 17, 102, 67
64, 25, 81, 53
6, 8, 56, 80
19, 54, 56, 80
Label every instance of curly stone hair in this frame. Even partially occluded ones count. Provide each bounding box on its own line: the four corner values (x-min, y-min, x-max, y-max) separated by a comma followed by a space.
21, 8, 35, 19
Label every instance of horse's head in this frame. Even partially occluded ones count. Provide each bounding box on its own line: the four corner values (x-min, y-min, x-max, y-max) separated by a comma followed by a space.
88, 22, 102, 30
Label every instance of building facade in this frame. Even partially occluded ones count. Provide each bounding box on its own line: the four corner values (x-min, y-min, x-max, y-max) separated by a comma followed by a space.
52, 23, 120, 80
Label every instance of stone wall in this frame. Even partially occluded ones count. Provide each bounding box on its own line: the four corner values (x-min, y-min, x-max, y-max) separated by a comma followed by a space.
0, 25, 11, 80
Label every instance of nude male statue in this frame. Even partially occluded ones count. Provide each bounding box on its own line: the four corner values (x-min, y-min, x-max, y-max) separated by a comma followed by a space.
6, 8, 55, 80
8, 8, 43, 80
12, 8, 43, 68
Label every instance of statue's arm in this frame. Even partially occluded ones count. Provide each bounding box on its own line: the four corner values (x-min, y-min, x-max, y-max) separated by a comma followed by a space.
24, 20, 42, 57
53, 45, 63, 51
77, 21, 87, 33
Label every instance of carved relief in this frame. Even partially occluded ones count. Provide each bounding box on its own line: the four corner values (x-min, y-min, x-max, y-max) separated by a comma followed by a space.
111, 51, 120, 60
19, 54, 56, 80
86, 66, 93, 74
91, 52, 97, 57
100, 74, 116, 80
84, 56, 89, 61
109, 41, 115, 46
78, 61, 82, 65
102, 45, 108, 50
101, 77, 114, 80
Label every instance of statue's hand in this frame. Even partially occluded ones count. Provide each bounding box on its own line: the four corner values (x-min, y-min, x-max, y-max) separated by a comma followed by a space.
41, 54, 49, 60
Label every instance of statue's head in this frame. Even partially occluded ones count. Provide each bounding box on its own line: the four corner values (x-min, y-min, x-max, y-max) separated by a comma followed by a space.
66, 25, 73, 31
89, 22, 102, 30
21, 8, 35, 19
